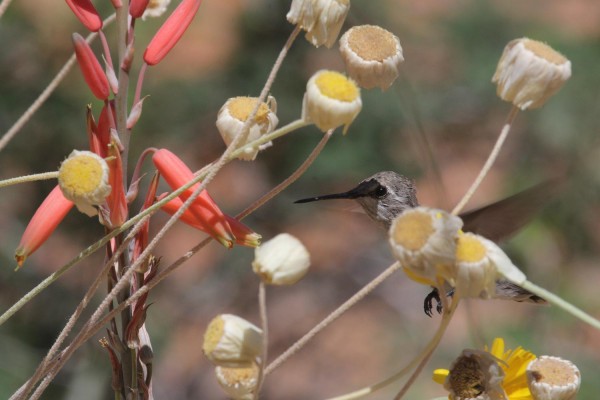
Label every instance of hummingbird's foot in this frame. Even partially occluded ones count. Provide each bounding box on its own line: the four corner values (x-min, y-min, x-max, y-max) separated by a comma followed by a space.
424, 288, 443, 317
424, 287, 455, 316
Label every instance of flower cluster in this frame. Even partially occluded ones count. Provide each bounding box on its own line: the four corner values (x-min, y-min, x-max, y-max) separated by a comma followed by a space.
434, 338, 580, 400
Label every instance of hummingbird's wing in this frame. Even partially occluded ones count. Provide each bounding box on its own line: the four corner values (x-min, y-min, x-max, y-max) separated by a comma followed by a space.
460, 178, 565, 243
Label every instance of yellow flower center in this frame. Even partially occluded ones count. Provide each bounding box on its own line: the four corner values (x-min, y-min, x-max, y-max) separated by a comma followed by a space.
203, 316, 225, 355
218, 364, 259, 385
456, 234, 487, 263
228, 97, 271, 125
58, 153, 105, 197
348, 25, 397, 62
392, 211, 434, 251
523, 38, 568, 65
315, 71, 358, 102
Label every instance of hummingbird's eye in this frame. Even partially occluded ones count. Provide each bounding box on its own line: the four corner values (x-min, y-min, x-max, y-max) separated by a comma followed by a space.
374, 185, 387, 198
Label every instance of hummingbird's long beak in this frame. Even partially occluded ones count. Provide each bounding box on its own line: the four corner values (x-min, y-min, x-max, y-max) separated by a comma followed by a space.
294, 179, 379, 203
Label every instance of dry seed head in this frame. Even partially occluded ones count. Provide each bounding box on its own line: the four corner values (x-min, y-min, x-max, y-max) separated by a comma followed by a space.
216, 96, 278, 161
203, 314, 263, 368
58, 150, 111, 217
252, 233, 310, 285
527, 356, 580, 400
302, 70, 362, 134
453, 233, 527, 299
388, 207, 462, 286
215, 363, 259, 400
339, 25, 404, 90
492, 38, 571, 110
142, 0, 171, 20
287, 0, 350, 48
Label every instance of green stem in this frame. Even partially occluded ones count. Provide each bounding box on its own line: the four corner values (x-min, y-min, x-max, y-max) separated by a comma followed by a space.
0, 172, 58, 188
520, 280, 600, 330
228, 119, 310, 160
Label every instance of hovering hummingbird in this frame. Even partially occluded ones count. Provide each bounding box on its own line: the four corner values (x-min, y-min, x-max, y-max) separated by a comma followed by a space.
295, 171, 555, 316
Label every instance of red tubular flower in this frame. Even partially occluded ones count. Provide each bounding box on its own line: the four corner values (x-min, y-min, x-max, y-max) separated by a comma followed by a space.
73, 33, 110, 100
105, 142, 128, 228
152, 148, 234, 248
65, 0, 103, 32
162, 197, 261, 247
95, 103, 113, 157
143, 0, 202, 66
130, 0, 150, 18
15, 186, 75, 268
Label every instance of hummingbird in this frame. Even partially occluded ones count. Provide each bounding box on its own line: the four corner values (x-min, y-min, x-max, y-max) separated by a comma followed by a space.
295, 171, 555, 316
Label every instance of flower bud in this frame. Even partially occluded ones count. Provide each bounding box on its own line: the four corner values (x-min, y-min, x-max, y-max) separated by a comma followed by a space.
339, 25, 404, 90
203, 314, 263, 368
252, 233, 310, 285
216, 96, 278, 161
389, 207, 462, 286
73, 33, 110, 100
143, 0, 201, 65
65, 0, 103, 32
58, 150, 111, 217
287, 0, 350, 48
302, 70, 362, 134
15, 186, 74, 268
492, 38, 571, 110
527, 356, 580, 400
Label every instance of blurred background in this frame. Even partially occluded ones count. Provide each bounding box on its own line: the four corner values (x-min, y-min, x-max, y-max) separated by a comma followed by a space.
1, 0, 600, 398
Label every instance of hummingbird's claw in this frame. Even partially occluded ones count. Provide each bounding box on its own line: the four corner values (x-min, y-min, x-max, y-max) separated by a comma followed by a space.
423, 288, 441, 317
424, 287, 454, 316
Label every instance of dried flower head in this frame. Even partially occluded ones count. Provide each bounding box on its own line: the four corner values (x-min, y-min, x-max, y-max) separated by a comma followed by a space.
452, 232, 527, 299
215, 363, 259, 400
434, 338, 537, 400
492, 38, 571, 110
389, 207, 462, 286
58, 150, 111, 217
302, 70, 362, 134
142, 0, 171, 19
444, 350, 506, 400
216, 96, 279, 161
339, 25, 404, 90
252, 233, 310, 285
527, 356, 580, 400
203, 314, 263, 368
287, 0, 350, 48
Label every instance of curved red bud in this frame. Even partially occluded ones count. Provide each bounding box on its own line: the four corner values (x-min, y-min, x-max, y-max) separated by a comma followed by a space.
15, 186, 74, 268
152, 148, 234, 247
130, 0, 150, 18
73, 33, 110, 100
143, 0, 201, 66
162, 198, 260, 247
65, 0, 103, 32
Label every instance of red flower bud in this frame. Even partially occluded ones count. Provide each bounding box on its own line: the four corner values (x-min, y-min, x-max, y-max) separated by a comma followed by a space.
130, 0, 150, 18
152, 148, 234, 247
15, 186, 74, 268
73, 33, 110, 100
143, 0, 201, 66
65, 0, 103, 32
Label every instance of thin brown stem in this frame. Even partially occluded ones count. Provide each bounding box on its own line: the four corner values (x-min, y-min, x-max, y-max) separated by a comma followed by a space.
451, 106, 519, 215
265, 262, 403, 376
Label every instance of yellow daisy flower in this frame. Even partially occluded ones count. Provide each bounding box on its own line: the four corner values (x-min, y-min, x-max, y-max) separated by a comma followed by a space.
433, 338, 537, 400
